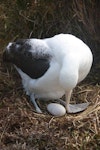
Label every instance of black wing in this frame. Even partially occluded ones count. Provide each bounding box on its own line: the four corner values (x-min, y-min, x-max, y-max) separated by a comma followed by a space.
15, 55, 51, 79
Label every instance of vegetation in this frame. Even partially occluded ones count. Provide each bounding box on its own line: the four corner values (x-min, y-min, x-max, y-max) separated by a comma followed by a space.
0, 0, 100, 149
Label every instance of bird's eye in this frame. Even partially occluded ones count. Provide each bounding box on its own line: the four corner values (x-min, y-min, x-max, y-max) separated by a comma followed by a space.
23, 51, 31, 58
27, 52, 32, 57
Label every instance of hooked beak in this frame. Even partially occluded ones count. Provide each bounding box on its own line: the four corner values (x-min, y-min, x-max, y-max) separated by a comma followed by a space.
3, 43, 13, 62
3, 49, 9, 62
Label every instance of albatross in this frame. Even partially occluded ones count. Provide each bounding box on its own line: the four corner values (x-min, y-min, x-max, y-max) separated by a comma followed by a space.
3, 34, 93, 114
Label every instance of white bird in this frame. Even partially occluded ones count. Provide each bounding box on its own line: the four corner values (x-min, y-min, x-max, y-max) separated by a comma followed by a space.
3, 34, 93, 114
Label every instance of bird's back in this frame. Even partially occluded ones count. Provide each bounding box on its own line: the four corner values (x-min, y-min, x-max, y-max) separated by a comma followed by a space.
45, 34, 93, 83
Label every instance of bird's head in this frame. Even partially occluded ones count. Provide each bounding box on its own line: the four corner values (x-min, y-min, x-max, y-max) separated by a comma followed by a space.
3, 39, 32, 64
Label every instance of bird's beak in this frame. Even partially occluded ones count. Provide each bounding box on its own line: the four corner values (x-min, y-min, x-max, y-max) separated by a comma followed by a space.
3, 42, 14, 62
3, 49, 8, 62
3, 47, 13, 63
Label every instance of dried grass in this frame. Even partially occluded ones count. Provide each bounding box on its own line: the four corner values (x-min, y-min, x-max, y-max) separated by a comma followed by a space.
0, 61, 100, 149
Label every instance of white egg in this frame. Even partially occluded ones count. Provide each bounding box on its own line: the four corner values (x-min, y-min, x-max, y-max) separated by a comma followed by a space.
47, 103, 66, 116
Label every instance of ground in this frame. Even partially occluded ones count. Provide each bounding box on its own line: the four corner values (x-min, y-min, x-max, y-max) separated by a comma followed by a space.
0, 41, 100, 150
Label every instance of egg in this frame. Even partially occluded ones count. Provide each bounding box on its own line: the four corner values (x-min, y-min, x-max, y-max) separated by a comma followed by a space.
47, 103, 66, 116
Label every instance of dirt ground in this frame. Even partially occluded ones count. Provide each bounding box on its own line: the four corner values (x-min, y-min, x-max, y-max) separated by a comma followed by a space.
0, 41, 100, 150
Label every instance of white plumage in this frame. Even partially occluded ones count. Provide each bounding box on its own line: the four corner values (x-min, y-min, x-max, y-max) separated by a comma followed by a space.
3, 34, 93, 114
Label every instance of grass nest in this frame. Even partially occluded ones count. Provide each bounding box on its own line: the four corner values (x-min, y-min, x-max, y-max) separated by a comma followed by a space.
0, 56, 100, 150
